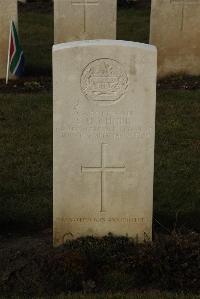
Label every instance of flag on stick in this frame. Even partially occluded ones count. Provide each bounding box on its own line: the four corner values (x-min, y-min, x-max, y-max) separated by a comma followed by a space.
6, 21, 25, 84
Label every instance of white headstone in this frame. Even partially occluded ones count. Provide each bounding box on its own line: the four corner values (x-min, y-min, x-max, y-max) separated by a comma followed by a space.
54, 0, 117, 43
53, 40, 157, 246
0, 0, 18, 79
150, 0, 200, 78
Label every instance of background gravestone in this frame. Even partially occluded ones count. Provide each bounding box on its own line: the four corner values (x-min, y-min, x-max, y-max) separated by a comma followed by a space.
54, 0, 117, 43
0, 0, 18, 79
53, 40, 157, 246
150, 0, 200, 78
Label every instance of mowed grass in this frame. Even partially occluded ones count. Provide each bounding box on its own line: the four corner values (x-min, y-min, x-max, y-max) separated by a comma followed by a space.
117, 6, 150, 43
19, 4, 53, 76
0, 3, 199, 232
155, 90, 200, 230
0, 93, 52, 231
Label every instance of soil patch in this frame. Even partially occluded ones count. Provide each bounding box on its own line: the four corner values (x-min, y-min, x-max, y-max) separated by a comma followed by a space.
158, 75, 200, 90
1, 76, 200, 94
0, 77, 52, 94
0, 231, 199, 296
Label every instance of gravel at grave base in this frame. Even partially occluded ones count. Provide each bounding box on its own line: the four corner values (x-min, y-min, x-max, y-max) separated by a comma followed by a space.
0, 76, 200, 94
0, 78, 52, 93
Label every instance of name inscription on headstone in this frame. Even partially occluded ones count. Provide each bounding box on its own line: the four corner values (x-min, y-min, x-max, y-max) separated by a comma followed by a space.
55, 110, 153, 140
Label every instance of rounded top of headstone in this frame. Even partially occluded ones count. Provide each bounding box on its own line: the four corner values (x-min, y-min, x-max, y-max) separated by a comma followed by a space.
53, 40, 157, 53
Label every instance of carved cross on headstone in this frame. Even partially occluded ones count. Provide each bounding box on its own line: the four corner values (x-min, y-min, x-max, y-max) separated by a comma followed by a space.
170, 0, 199, 31
71, 0, 99, 33
81, 143, 126, 212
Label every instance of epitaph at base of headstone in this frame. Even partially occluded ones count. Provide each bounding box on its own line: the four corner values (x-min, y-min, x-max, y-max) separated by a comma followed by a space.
0, 0, 18, 79
150, 0, 200, 78
54, 0, 117, 43
53, 40, 157, 247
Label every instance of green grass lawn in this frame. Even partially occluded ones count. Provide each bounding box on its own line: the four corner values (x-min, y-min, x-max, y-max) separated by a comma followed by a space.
155, 90, 200, 230
19, 3, 53, 76
0, 2, 199, 232
0, 93, 52, 231
117, 6, 150, 43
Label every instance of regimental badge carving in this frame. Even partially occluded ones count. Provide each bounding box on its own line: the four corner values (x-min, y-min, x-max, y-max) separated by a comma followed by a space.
81, 58, 128, 104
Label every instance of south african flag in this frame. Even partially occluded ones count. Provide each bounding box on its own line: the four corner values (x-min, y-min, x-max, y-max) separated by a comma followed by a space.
7, 21, 25, 81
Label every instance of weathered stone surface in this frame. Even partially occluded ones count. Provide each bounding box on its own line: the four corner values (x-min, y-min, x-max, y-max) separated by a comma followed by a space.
0, 0, 18, 79
53, 40, 157, 246
150, 0, 200, 78
54, 0, 117, 43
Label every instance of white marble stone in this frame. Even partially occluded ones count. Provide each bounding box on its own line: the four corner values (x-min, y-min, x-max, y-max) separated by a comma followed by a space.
54, 0, 117, 43
0, 0, 18, 79
53, 40, 157, 246
150, 0, 200, 78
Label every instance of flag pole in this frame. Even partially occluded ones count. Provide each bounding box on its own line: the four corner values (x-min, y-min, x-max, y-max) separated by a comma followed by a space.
6, 20, 12, 85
